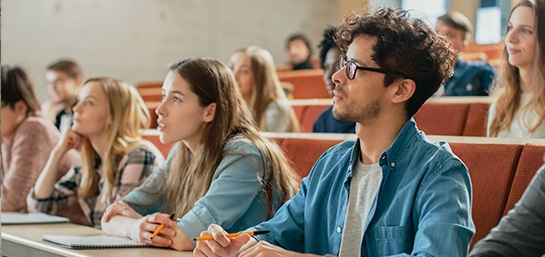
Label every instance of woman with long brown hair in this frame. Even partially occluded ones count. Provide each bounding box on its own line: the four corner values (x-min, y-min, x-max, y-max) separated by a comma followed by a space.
228, 46, 300, 132
101, 58, 299, 251
487, 0, 545, 138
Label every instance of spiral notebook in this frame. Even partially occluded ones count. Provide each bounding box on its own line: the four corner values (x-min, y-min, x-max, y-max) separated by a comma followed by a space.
42, 235, 150, 249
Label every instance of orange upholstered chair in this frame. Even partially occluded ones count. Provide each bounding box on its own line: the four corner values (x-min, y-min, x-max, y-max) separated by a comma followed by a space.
503, 144, 545, 216
450, 143, 523, 249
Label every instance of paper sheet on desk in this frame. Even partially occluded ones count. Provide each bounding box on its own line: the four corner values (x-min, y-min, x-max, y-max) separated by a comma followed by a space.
1, 212, 69, 224
42, 235, 150, 249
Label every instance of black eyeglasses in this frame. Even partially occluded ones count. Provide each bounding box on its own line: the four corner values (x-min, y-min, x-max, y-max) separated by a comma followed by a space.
339, 55, 407, 80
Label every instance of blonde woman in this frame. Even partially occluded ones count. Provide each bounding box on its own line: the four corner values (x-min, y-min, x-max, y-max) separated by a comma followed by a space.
28, 77, 164, 228
101, 58, 299, 251
228, 46, 299, 132
487, 0, 545, 138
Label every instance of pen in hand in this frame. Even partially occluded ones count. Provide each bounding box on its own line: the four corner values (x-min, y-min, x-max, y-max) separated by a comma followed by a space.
193, 230, 270, 241
150, 213, 175, 239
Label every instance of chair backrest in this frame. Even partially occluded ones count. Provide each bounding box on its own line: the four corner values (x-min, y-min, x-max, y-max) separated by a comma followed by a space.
450, 142, 523, 249
278, 70, 329, 99
503, 143, 545, 215
414, 102, 470, 136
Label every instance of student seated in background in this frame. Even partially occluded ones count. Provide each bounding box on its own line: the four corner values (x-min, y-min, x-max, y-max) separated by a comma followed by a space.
1, 65, 79, 213
28, 77, 164, 228
194, 7, 474, 257
488, 0, 545, 138
101, 58, 299, 251
286, 33, 314, 70
42, 59, 83, 134
469, 153, 545, 256
312, 25, 356, 133
435, 11, 496, 96
228, 46, 300, 132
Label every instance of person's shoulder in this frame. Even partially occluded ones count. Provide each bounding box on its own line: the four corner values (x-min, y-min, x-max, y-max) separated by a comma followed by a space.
416, 136, 463, 165
18, 116, 59, 135
322, 140, 356, 157
313, 106, 333, 124
224, 136, 260, 155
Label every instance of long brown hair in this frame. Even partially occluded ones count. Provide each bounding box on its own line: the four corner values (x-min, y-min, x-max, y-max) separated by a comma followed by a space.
78, 77, 159, 202
489, 0, 545, 136
162, 58, 299, 218
234, 46, 300, 132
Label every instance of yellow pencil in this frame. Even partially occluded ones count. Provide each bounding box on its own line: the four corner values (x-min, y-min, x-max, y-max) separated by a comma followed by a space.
150, 213, 175, 239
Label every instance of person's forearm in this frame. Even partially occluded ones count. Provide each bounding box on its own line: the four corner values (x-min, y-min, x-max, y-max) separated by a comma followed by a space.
33, 149, 65, 198
102, 215, 138, 239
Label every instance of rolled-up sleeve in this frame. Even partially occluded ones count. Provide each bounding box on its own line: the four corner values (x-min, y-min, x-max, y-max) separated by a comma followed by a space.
27, 167, 80, 215
177, 143, 265, 241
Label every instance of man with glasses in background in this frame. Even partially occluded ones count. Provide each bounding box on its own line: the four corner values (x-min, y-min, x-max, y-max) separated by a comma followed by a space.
42, 59, 82, 135
434, 11, 496, 96
194, 7, 474, 257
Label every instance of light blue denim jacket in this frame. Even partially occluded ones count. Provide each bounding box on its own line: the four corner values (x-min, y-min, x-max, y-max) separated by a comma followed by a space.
254, 119, 475, 256
122, 136, 281, 243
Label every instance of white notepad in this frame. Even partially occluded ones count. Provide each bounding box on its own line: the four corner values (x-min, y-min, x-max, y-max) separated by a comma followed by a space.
42, 235, 149, 249
1, 212, 69, 225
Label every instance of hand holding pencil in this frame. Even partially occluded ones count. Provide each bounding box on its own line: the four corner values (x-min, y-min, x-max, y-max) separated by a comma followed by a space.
150, 213, 175, 239
194, 224, 263, 257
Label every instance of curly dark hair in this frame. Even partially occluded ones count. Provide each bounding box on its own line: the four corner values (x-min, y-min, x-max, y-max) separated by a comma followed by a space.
318, 25, 338, 69
335, 7, 456, 118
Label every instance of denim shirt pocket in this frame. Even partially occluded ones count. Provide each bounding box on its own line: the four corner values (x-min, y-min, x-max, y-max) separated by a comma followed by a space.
375, 224, 412, 256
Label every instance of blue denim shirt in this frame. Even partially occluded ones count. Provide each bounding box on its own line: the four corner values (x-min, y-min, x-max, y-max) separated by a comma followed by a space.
122, 137, 282, 243
254, 119, 475, 256
444, 58, 496, 96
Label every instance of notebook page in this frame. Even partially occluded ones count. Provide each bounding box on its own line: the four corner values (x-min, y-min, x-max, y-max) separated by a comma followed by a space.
42, 235, 149, 249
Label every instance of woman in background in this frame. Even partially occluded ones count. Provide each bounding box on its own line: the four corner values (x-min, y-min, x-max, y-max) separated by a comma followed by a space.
487, 0, 545, 138
28, 77, 164, 228
1, 65, 79, 213
228, 46, 299, 132
101, 58, 299, 251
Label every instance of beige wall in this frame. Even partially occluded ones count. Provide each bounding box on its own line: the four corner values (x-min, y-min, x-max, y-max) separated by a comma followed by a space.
450, 0, 481, 42
1, 0, 339, 102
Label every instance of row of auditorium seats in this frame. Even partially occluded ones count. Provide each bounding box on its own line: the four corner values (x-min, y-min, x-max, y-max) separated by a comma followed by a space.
464, 42, 504, 69
141, 129, 545, 249
134, 69, 330, 104
290, 96, 492, 135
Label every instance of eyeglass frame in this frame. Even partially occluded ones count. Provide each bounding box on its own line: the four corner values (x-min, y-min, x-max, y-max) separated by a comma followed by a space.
339, 55, 407, 80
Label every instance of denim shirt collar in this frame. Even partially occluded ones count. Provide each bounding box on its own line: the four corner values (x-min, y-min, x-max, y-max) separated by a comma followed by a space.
347, 118, 421, 177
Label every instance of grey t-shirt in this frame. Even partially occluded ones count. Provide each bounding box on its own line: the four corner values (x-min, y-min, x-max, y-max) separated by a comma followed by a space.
339, 161, 383, 257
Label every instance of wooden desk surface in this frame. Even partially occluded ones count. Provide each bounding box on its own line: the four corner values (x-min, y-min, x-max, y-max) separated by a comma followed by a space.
1, 221, 192, 257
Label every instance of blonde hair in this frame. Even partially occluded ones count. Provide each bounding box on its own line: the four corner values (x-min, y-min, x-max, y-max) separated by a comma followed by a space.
489, 0, 545, 136
162, 58, 299, 218
234, 46, 300, 132
78, 77, 158, 202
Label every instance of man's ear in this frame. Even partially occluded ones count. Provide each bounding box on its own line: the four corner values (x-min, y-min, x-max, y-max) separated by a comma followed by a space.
203, 103, 216, 123
75, 75, 83, 87
391, 78, 416, 104
13, 100, 28, 116
461, 39, 468, 52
